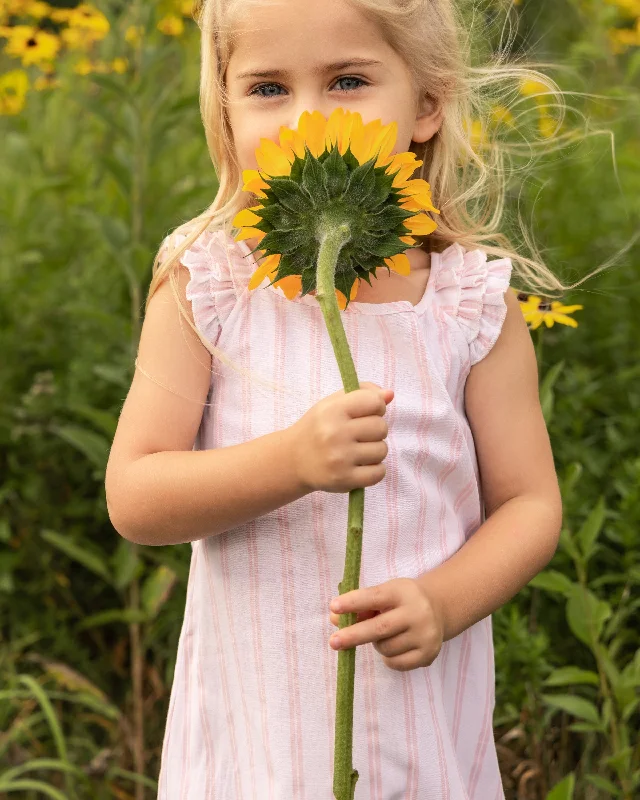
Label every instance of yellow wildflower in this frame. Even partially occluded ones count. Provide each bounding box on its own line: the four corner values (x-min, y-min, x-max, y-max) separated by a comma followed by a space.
3, 24, 60, 66
0, 68, 29, 114
519, 295, 583, 329
125, 24, 144, 47
157, 14, 184, 36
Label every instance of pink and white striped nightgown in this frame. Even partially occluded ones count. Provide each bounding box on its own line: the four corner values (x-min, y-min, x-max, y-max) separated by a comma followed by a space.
156, 226, 512, 799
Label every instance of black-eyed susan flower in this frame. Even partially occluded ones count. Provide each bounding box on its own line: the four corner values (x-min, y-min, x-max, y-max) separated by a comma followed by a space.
233, 107, 439, 800
519, 294, 583, 329
232, 107, 439, 311
3, 24, 60, 66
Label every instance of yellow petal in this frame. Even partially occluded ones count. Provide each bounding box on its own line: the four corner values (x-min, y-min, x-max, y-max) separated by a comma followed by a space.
550, 313, 579, 328
350, 279, 359, 300
384, 253, 411, 276
335, 288, 348, 311
298, 110, 329, 158
551, 302, 583, 314
232, 208, 262, 228
392, 160, 423, 187
372, 122, 398, 168
528, 315, 543, 329
404, 214, 438, 235
256, 138, 293, 177
248, 254, 280, 290
400, 235, 417, 246
234, 227, 266, 242
325, 107, 347, 151
278, 126, 306, 161
544, 315, 555, 328
274, 274, 302, 300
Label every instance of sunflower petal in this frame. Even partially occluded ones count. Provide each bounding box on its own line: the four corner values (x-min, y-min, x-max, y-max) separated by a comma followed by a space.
232, 208, 262, 228
248, 253, 280, 290
274, 274, 302, 300
384, 253, 411, 276
234, 227, 266, 242
256, 138, 293, 177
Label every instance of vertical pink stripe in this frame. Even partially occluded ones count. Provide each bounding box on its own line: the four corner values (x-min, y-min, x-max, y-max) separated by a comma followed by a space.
246, 521, 276, 797
202, 541, 243, 797
378, 316, 419, 797
423, 669, 450, 799
451, 629, 472, 745
244, 286, 276, 799
468, 620, 495, 797
310, 309, 338, 775
274, 298, 306, 798
220, 538, 258, 793
196, 611, 216, 799
179, 546, 198, 800
350, 317, 383, 800
409, 316, 449, 795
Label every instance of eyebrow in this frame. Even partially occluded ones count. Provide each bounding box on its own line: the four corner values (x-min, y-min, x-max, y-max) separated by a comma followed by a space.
235, 58, 385, 81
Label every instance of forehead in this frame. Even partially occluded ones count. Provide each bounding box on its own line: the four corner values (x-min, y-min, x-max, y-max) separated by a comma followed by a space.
227, 0, 392, 75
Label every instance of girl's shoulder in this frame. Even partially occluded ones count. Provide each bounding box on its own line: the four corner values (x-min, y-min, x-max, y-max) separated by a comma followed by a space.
431, 242, 513, 366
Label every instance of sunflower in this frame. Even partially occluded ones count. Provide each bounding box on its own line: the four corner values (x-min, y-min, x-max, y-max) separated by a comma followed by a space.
232, 107, 439, 310
519, 295, 583, 329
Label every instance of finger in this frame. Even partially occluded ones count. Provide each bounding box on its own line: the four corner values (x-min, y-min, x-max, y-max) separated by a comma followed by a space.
381, 649, 423, 672
353, 442, 388, 466
329, 609, 408, 651
330, 609, 378, 627
331, 581, 401, 615
348, 416, 388, 443
374, 630, 416, 658
343, 389, 388, 419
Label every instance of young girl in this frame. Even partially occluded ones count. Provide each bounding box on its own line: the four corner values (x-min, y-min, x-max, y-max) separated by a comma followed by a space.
106, 0, 569, 797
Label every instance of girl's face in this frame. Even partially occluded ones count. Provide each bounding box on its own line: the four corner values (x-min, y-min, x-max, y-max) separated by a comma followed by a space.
225, 0, 442, 181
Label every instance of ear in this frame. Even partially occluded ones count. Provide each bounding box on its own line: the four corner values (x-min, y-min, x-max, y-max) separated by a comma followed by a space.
412, 93, 444, 144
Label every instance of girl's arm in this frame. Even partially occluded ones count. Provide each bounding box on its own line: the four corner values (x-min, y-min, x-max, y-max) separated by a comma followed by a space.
105, 267, 308, 547
417, 287, 563, 641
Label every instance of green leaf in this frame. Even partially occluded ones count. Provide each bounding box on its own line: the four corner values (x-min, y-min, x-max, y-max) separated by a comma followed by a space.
585, 775, 622, 797
141, 566, 177, 617
40, 530, 111, 582
76, 609, 149, 631
576, 496, 606, 562
322, 145, 349, 197
528, 570, 576, 597
541, 693, 601, 724
545, 772, 575, 800
343, 157, 377, 205
544, 667, 600, 687
566, 586, 612, 646
539, 360, 565, 423
0, 780, 69, 799
301, 148, 328, 200
269, 178, 311, 212
112, 539, 141, 591
569, 721, 605, 733
48, 423, 110, 470
18, 675, 68, 762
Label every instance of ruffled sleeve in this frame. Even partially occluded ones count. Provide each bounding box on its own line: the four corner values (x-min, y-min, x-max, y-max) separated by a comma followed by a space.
432, 242, 513, 366
158, 229, 238, 347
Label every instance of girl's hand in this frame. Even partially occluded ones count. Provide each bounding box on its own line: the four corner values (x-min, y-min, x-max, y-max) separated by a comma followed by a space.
289, 381, 393, 494
328, 577, 444, 672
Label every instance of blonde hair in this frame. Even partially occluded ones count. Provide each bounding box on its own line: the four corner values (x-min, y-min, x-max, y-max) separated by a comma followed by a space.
141, 0, 626, 400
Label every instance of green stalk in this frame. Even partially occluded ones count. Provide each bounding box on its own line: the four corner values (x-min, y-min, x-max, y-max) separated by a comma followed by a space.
315, 220, 362, 800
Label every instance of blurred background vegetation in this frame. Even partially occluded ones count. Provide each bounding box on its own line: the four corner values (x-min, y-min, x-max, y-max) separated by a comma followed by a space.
0, 0, 638, 798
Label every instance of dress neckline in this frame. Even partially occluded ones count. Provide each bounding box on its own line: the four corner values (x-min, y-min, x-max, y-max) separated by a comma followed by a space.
234, 236, 437, 317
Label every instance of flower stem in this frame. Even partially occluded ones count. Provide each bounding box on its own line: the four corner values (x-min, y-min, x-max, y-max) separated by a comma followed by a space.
315, 221, 362, 800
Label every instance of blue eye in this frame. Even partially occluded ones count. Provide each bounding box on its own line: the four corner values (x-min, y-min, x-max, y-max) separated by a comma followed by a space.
249, 76, 369, 99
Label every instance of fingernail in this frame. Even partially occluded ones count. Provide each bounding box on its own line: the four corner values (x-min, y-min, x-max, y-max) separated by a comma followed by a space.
330, 600, 342, 612
331, 635, 342, 648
